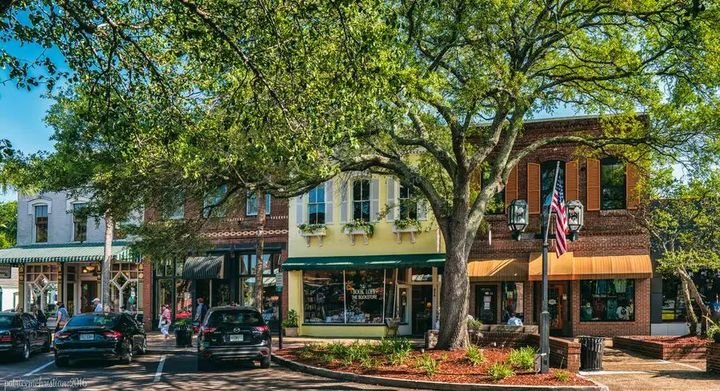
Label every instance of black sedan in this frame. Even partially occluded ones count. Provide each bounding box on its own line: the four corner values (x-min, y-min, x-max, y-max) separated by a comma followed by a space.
196, 306, 272, 371
0, 312, 51, 361
53, 312, 147, 367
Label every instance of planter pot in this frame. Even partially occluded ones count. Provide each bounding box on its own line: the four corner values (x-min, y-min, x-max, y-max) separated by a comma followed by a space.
175, 329, 193, 347
284, 327, 298, 337
713, 334, 720, 344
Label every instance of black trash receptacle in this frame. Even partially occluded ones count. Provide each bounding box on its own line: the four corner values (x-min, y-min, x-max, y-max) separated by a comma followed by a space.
578, 336, 604, 371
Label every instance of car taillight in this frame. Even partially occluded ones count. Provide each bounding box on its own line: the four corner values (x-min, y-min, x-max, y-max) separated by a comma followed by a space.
202, 327, 217, 334
0, 333, 13, 342
54, 331, 71, 340
103, 330, 123, 339
253, 325, 269, 333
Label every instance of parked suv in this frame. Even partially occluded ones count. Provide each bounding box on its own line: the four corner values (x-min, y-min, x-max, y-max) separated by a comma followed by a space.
196, 306, 271, 371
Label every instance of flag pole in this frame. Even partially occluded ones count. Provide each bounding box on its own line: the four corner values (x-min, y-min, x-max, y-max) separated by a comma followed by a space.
540, 161, 561, 374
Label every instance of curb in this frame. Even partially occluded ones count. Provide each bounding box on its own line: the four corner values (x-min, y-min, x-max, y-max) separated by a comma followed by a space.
271, 354, 607, 391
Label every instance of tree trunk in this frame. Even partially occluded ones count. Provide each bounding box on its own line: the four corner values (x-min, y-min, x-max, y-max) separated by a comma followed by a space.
679, 268, 712, 336
102, 212, 114, 312
436, 224, 470, 349
253, 191, 266, 312
680, 276, 698, 336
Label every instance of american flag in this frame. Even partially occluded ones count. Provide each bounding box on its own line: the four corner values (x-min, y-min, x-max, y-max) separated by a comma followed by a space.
551, 175, 568, 257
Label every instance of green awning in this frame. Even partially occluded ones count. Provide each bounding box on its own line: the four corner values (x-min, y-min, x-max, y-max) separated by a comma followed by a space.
182, 256, 225, 279
0, 241, 139, 264
282, 253, 446, 271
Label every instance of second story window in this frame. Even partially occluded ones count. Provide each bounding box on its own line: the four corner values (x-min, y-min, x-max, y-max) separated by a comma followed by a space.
167, 193, 185, 220
34, 205, 48, 243
72, 203, 87, 242
398, 184, 418, 220
246, 192, 271, 216
203, 185, 228, 218
601, 157, 626, 210
352, 179, 370, 222
307, 184, 326, 224
541, 161, 565, 209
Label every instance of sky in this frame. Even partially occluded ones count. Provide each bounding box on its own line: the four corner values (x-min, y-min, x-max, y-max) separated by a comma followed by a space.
0, 41, 63, 203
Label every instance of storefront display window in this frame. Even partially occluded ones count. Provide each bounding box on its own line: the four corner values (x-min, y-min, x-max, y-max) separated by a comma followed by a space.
661, 269, 720, 322
303, 271, 346, 323
211, 279, 231, 306
501, 282, 523, 323
345, 270, 384, 324
109, 263, 143, 313
580, 279, 635, 322
25, 264, 59, 313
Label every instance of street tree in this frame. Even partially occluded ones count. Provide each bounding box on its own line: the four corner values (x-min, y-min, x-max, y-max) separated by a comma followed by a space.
3, 0, 720, 348
0, 201, 16, 249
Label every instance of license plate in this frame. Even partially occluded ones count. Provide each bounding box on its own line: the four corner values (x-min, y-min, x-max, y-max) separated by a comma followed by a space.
229, 334, 244, 342
80, 334, 94, 341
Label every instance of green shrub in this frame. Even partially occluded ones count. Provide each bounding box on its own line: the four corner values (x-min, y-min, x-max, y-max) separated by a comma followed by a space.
508, 346, 536, 370
282, 309, 299, 328
389, 350, 410, 366
467, 318, 483, 332
297, 343, 323, 360
321, 353, 336, 364
466, 345, 485, 366
360, 356, 379, 370
415, 354, 440, 377
326, 342, 349, 357
377, 337, 413, 355
347, 341, 372, 362
488, 362, 515, 381
554, 369, 571, 382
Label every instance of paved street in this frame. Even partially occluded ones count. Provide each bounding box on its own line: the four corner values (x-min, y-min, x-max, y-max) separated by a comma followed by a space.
0, 343, 409, 391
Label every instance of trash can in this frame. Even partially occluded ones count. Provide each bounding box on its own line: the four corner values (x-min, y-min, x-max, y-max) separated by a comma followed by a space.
578, 336, 604, 371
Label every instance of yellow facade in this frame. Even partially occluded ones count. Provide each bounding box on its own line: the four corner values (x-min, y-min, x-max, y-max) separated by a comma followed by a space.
286, 174, 445, 337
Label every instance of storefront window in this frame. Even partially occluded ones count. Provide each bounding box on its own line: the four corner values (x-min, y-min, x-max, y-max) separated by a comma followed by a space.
580, 279, 635, 322
175, 279, 192, 318
211, 279, 231, 306
156, 278, 173, 320
501, 282, 524, 323
661, 270, 720, 322
345, 270, 384, 324
25, 264, 59, 313
109, 263, 143, 313
411, 267, 432, 283
303, 271, 346, 323
384, 270, 397, 319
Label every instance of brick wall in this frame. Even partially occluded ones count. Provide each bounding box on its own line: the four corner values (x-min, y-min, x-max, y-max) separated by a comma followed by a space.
614, 336, 708, 360
708, 343, 720, 374
526, 333, 581, 372
572, 279, 650, 337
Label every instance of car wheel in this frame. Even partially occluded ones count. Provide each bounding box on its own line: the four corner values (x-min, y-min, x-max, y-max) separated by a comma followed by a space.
54, 357, 69, 368
197, 357, 211, 372
42, 337, 51, 353
260, 356, 271, 369
19, 342, 30, 361
123, 341, 133, 365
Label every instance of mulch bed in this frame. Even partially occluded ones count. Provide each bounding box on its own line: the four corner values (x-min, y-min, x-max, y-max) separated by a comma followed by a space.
625, 335, 709, 346
277, 347, 594, 386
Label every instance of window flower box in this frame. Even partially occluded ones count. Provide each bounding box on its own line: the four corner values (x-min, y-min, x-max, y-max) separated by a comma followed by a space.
298, 224, 327, 247
343, 220, 374, 245
392, 219, 421, 243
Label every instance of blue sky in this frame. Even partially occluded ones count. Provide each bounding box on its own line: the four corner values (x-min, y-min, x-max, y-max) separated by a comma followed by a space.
0, 41, 63, 202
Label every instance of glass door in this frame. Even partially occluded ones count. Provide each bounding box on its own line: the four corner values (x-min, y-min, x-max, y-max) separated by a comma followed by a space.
397, 285, 410, 336
79, 281, 98, 313
411, 285, 433, 336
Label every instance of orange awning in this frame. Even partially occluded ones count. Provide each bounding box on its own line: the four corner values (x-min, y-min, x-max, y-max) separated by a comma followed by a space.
528, 252, 652, 281
468, 258, 527, 281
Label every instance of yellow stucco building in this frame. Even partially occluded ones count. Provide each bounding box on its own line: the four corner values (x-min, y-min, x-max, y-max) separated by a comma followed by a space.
283, 174, 445, 337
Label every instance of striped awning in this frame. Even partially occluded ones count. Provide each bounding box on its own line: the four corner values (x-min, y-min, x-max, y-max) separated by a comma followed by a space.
282, 253, 445, 271
182, 256, 225, 279
0, 241, 139, 264
528, 252, 652, 280
468, 258, 528, 281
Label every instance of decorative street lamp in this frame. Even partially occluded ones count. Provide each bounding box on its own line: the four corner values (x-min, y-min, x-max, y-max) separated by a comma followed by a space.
506, 162, 584, 374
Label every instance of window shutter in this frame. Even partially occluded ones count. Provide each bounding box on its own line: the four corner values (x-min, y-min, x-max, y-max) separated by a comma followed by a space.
295, 195, 305, 226
339, 184, 348, 223
504, 166, 518, 208
324, 180, 334, 224
386, 177, 396, 222
586, 158, 601, 211
626, 163, 640, 209
527, 163, 541, 215
417, 199, 428, 221
565, 160, 579, 201
370, 178, 380, 222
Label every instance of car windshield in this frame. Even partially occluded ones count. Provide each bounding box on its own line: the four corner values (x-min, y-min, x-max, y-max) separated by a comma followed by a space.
0, 315, 16, 328
66, 314, 118, 328
206, 310, 263, 327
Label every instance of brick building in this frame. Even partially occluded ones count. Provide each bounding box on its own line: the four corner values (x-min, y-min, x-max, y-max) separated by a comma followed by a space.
141, 191, 289, 332
468, 116, 651, 337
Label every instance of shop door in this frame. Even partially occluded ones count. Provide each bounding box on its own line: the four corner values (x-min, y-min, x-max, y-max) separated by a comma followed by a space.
411, 285, 433, 336
548, 283, 566, 336
79, 281, 98, 313
475, 285, 497, 324
397, 285, 411, 336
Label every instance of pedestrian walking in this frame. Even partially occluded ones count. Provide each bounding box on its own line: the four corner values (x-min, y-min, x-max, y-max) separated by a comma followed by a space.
55, 302, 70, 332
33, 305, 47, 326
194, 297, 208, 324
159, 304, 172, 340
92, 298, 103, 313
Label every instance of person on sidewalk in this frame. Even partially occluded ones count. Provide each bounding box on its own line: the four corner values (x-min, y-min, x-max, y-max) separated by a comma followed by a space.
507, 312, 523, 326
92, 298, 103, 313
55, 302, 70, 332
194, 297, 208, 325
159, 304, 172, 340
